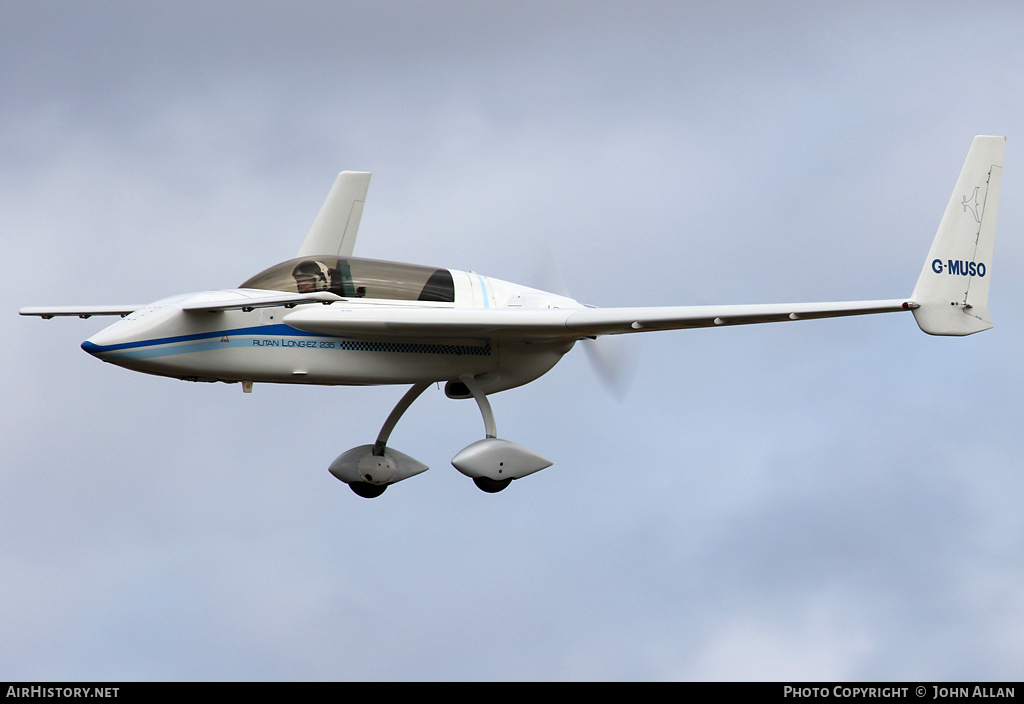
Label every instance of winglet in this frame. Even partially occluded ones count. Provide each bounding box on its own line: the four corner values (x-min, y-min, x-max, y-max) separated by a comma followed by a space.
297, 171, 371, 258
911, 136, 1004, 336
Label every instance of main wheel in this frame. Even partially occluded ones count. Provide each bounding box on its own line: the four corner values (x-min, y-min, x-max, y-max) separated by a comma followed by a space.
473, 476, 512, 493
349, 481, 387, 498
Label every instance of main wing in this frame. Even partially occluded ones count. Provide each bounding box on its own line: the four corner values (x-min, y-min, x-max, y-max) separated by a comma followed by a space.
284, 135, 1004, 341
282, 298, 915, 339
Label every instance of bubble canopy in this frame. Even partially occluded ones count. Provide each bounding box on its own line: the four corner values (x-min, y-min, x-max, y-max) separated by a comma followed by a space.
240, 256, 456, 303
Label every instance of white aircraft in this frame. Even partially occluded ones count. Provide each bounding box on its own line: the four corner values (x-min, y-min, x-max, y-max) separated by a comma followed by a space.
21, 136, 1005, 498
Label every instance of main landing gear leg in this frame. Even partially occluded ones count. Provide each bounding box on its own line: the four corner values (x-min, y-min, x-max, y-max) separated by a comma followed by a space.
330, 382, 432, 498
459, 374, 497, 439
374, 382, 431, 454
458, 375, 507, 493
451, 374, 552, 493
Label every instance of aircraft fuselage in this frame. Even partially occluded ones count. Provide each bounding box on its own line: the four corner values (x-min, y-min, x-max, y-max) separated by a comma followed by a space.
80, 264, 580, 395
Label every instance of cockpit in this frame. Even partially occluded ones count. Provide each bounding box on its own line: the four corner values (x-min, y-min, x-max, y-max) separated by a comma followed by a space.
241, 256, 456, 303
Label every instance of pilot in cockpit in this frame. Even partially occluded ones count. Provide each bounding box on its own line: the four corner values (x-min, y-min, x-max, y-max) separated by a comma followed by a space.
292, 260, 335, 293
291, 259, 361, 297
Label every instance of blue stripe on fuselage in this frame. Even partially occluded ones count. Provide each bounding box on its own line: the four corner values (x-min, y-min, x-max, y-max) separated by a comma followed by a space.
82, 324, 318, 354
82, 323, 492, 360
476, 275, 490, 308
83, 336, 266, 360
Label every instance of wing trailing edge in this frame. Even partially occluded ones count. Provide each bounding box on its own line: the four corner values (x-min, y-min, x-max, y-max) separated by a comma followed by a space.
283, 299, 915, 339
179, 291, 342, 313
19, 305, 144, 319
20, 291, 342, 318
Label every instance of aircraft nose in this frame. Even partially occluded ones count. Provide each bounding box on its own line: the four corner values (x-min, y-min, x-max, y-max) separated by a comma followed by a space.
79, 306, 171, 361
78, 304, 191, 372
81, 319, 133, 359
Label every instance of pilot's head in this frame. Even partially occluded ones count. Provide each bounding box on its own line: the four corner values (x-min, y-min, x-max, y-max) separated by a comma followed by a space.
292, 260, 333, 293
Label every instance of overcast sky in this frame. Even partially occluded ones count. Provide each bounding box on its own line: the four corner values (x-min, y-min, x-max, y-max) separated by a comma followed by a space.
2, 1, 1023, 681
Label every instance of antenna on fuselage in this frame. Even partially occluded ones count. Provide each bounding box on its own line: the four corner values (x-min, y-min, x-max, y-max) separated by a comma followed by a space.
297, 171, 372, 258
